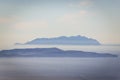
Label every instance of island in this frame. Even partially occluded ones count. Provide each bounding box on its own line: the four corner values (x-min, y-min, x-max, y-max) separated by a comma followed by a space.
17, 35, 101, 45
0, 48, 117, 57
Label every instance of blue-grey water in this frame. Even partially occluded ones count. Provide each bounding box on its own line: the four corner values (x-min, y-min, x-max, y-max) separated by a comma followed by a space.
0, 45, 120, 80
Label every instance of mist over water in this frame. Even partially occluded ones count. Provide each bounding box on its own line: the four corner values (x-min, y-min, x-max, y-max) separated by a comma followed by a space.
0, 45, 120, 80
0, 0, 120, 79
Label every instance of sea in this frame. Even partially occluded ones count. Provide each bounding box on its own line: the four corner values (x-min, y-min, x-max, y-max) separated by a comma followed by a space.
0, 45, 120, 80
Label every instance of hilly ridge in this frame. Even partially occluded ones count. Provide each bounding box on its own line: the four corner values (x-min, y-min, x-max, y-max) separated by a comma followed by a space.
0, 48, 117, 57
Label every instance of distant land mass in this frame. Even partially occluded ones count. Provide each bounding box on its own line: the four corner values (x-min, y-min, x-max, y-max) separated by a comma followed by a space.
17, 35, 101, 45
0, 48, 117, 57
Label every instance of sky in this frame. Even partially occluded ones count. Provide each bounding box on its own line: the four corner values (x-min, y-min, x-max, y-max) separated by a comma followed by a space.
0, 0, 120, 48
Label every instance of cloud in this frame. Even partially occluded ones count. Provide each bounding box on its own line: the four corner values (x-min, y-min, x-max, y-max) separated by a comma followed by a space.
69, 0, 93, 7
0, 16, 20, 24
57, 10, 88, 24
79, 0, 92, 6
0, 17, 13, 24
12, 20, 48, 31
79, 10, 87, 15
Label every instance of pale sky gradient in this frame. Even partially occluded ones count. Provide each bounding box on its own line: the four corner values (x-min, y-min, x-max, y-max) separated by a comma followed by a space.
0, 0, 120, 48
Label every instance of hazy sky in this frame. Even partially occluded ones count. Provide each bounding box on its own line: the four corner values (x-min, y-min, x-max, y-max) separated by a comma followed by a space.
0, 0, 120, 48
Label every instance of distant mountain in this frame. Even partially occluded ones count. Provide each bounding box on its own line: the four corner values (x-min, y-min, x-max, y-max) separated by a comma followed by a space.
0, 48, 117, 57
21, 35, 101, 45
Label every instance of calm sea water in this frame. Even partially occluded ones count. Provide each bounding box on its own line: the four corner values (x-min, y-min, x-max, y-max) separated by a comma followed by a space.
0, 45, 120, 80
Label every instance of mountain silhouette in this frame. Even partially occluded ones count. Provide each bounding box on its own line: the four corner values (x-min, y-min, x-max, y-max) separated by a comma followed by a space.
0, 48, 117, 57
20, 35, 101, 45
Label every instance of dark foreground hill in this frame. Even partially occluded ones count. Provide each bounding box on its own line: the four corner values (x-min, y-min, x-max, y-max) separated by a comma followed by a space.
0, 48, 117, 57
